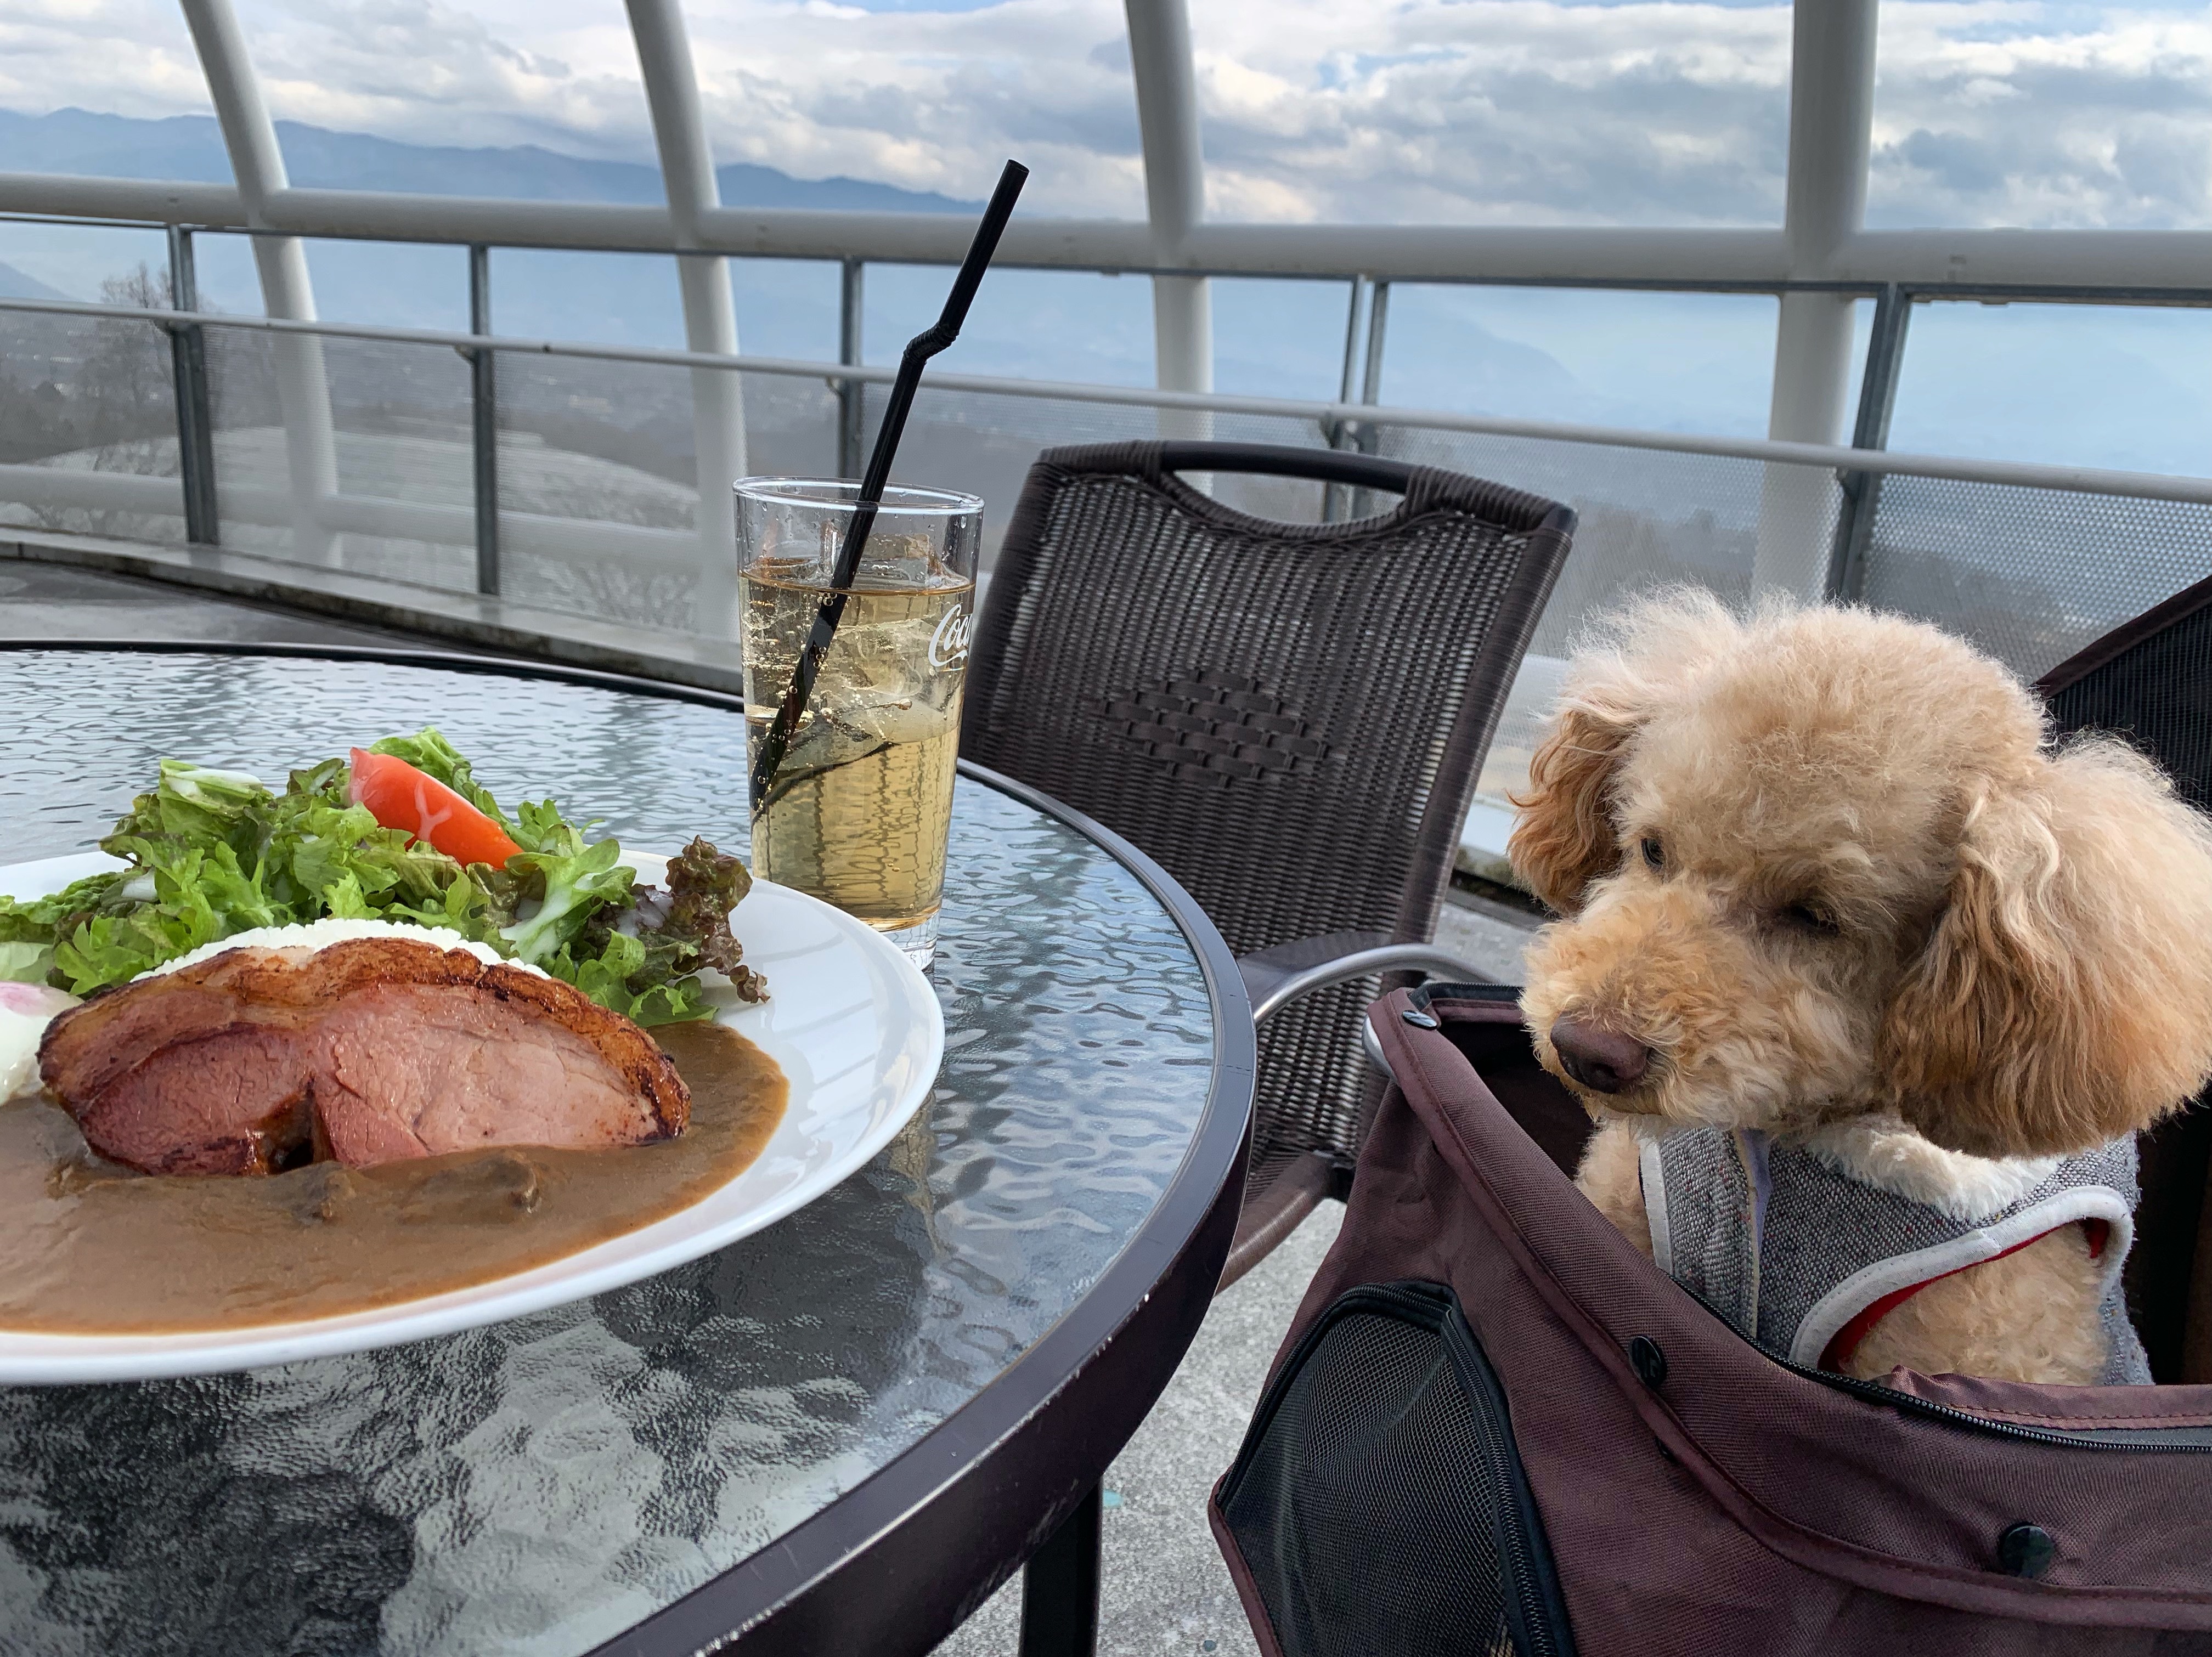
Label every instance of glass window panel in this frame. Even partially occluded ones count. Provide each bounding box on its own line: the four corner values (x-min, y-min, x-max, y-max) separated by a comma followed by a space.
300, 239, 469, 333
486, 248, 685, 349
684, 0, 1146, 220
0, 307, 184, 546
1379, 286, 1782, 437
0, 223, 171, 308
1212, 276, 1367, 401
232, 0, 659, 167
181, 230, 263, 316
731, 258, 839, 363
1887, 301, 2212, 477
864, 265, 1155, 386
1188, 0, 1789, 225
1870, 1, 2212, 229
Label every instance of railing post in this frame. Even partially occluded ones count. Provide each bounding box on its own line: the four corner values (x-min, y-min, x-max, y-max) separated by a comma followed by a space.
1322, 275, 1368, 522
469, 244, 500, 597
1825, 282, 1912, 602
182, 0, 341, 566
1356, 279, 1390, 456
1126, 0, 1213, 439
1756, 0, 1878, 597
166, 225, 219, 545
1349, 280, 1392, 516
838, 257, 865, 479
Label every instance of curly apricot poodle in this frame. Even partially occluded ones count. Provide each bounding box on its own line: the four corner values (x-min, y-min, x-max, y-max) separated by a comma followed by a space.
1510, 593, 2212, 1384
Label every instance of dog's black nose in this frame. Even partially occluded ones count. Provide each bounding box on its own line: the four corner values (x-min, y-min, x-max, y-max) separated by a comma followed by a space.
1549, 1017, 1651, 1094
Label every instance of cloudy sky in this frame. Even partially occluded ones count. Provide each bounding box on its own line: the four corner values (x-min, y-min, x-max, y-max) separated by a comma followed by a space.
1, 0, 2208, 230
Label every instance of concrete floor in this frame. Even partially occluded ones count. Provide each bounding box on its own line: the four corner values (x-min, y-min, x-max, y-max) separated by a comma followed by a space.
1433, 885, 1540, 985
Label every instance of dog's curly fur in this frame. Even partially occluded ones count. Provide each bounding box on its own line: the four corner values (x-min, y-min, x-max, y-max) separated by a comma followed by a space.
1510, 593, 2212, 1384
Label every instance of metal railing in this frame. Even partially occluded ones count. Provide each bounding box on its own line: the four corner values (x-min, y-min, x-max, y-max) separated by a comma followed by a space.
7, 288, 2210, 585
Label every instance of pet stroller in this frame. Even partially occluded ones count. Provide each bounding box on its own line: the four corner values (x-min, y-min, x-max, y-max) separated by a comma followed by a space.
1210, 582, 2212, 1656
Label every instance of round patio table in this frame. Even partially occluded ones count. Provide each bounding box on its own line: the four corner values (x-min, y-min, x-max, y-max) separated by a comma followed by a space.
0, 643, 1255, 1657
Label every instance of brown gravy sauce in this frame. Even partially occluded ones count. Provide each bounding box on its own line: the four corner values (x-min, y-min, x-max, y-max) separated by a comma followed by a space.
0, 1020, 786, 1333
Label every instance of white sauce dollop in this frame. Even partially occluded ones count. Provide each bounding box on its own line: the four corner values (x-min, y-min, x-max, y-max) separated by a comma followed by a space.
140, 918, 548, 979
0, 981, 80, 1101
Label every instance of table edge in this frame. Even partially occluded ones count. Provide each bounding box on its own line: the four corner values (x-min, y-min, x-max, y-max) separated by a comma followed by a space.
11, 639, 1260, 1656
585, 758, 1257, 1654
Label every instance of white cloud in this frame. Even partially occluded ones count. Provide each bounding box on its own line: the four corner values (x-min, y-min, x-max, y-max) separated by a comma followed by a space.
1869, 4, 2212, 228
0, 1, 2206, 229
0, 0, 211, 121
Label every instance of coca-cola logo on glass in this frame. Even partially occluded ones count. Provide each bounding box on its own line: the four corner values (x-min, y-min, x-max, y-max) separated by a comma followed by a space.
929, 608, 974, 670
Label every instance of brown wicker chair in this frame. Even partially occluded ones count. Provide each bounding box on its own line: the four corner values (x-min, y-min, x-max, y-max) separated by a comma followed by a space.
2039, 572, 2212, 1382
960, 440, 1576, 1288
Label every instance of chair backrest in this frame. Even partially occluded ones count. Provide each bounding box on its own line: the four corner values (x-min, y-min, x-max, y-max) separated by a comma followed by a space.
962, 440, 1575, 1168
2040, 572, 2212, 1382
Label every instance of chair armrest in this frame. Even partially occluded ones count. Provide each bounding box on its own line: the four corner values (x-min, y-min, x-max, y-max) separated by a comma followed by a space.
1236, 934, 1497, 1026
1237, 930, 1389, 1019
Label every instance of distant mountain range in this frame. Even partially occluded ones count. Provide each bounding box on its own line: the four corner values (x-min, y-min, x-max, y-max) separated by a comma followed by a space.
0, 107, 979, 214
0, 260, 67, 302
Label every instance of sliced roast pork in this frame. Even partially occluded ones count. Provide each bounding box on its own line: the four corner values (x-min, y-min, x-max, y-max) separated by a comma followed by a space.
38, 937, 690, 1175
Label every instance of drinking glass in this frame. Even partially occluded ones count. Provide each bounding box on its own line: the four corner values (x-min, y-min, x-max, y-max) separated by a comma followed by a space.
737, 478, 983, 968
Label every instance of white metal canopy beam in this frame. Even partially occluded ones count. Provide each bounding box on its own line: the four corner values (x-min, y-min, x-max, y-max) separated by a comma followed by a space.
1125, 0, 1212, 421
12, 168, 2212, 293
1757, 0, 1878, 598
627, 0, 747, 638
178, 0, 341, 564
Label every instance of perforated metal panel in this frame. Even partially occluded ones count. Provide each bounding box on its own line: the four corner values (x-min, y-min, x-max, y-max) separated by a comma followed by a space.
1861, 477, 2212, 682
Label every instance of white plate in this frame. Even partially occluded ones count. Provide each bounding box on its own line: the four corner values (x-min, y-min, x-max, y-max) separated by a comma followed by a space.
0, 848, 944, 1384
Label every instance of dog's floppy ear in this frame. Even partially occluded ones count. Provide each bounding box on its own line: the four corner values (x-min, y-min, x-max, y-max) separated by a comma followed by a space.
1883, 740, 2212, 1158
1508, 691, 1644, 915
1509, 592, 1736, 915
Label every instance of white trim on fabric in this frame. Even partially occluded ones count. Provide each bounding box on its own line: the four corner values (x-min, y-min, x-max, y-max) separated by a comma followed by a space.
1786, 1188, 2136, 1368
1796, 1116, 2061, 1223
1639, 1136, 1675, 1278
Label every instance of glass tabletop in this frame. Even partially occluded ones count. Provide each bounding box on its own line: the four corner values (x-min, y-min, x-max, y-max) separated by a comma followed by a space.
0, 648, 1226, 1657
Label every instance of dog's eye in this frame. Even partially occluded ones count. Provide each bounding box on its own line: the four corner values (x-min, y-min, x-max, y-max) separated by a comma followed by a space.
1639, 836, 1664, 870
1780, 902, 1838, 935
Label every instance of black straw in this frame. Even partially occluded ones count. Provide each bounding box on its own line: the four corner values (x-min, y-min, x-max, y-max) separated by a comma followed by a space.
749, 159, 1030, 813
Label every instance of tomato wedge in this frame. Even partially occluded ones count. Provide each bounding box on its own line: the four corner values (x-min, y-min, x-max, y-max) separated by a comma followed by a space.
347, 748, 522, 869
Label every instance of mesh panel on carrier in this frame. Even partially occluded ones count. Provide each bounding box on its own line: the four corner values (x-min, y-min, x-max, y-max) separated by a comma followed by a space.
1217, 1282, 1572, 1657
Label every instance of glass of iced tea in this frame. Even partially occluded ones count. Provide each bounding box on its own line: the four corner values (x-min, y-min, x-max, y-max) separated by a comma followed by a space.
737, 478, 982, 968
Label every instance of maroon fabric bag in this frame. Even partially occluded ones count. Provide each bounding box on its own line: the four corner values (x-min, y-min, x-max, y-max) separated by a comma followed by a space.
1211, 982, 2212, 1657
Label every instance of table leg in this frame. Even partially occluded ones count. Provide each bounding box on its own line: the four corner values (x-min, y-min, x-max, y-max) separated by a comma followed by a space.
1018, 1481, 1102, 1657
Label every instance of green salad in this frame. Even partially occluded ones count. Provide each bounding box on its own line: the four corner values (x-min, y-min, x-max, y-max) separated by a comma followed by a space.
0, 729, 764, 1025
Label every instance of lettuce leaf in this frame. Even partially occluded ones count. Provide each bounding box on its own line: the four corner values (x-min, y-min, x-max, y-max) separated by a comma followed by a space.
2, 729, 764, 1020
499, 834, 637, 966
0, 941, 50, 983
